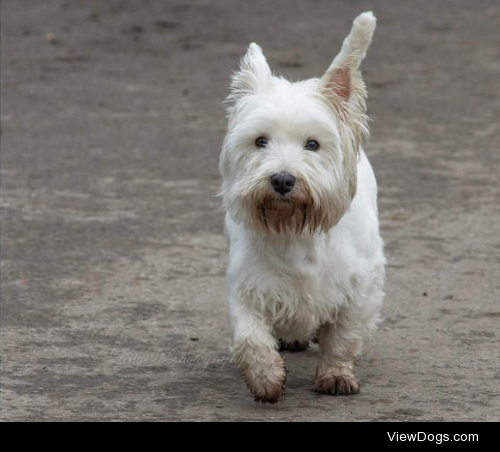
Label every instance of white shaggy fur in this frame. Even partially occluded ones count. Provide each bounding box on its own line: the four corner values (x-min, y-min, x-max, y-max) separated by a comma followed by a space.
220, 12, 385, 403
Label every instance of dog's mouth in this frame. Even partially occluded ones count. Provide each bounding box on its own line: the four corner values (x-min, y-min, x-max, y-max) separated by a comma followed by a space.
259, 196, 310, 234
263, 197, 296, 211
262, 193, 308, 212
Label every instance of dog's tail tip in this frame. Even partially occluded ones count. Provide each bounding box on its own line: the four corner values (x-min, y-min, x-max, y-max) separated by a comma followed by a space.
354, 11, 377, 32
248, 42, 264, 55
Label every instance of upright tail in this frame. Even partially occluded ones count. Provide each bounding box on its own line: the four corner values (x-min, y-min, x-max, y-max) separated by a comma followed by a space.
330, 12, 377, 70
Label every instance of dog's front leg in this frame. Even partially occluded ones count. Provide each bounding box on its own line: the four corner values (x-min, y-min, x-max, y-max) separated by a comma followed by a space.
229, 303, 286, 404
315, 312, 365, 396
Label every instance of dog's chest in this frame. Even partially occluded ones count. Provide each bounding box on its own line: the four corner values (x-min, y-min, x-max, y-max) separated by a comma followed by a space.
261, 238, 323, 281
251, 238, 351, 332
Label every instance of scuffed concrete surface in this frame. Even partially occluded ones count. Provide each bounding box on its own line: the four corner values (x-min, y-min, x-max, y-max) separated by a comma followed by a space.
1, 0, 499, 421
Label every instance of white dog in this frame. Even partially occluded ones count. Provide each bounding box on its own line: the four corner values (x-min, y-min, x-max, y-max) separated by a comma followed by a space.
220, 12, 385, 404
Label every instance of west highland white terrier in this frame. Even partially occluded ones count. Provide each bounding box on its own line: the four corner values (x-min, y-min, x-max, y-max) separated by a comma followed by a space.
220, 12, 385, 404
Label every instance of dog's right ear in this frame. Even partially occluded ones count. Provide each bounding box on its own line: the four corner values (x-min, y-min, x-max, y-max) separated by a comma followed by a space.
227, 43, 272, 103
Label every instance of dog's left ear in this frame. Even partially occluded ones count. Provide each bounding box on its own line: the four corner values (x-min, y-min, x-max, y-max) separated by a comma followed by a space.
318, 11, 376, 119
318, 55, 368, 143
318, 57, 368, 202
228, 43, 272, 103
317, 56, 366, 119
318, 58, 356, 104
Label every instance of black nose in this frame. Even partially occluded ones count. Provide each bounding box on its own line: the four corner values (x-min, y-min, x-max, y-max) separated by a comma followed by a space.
271, 173, 296, 195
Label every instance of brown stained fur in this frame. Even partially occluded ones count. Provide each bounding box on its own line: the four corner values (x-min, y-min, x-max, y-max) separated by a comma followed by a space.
239, 54, 369, 238
246, 184, 337, 237
241, 359, 287, 404
315, 373, 360, 396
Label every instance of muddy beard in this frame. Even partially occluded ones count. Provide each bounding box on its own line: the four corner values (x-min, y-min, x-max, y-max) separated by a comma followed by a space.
241, 181, 349, 236
254, 196, 330, 236
260, 199, 307, 235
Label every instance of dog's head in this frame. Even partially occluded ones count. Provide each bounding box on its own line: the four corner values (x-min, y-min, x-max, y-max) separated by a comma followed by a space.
220, 14, 375, 235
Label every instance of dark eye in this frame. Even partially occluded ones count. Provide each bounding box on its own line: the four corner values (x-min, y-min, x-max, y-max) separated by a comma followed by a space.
256, 137, 268, 148
305, 140, 320, 152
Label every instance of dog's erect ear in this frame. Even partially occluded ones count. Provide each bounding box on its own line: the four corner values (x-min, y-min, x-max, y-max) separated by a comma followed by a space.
318, 55, 369, 203
315, 12, 375, 204
318, 58, 355, 104
228, 43, 272, 102
318, 56, 365, 115
318, 12, 375, 118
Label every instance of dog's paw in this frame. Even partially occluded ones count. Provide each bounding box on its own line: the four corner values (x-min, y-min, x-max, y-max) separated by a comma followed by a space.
243, 357, 287, 404
279, 339, 310, 353
315, 374, 360, 396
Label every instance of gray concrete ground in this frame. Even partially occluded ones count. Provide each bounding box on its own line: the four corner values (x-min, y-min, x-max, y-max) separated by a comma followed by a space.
1, 0, 499, 422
